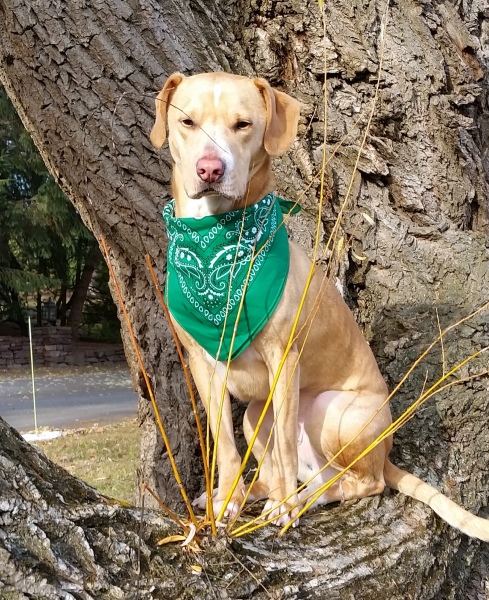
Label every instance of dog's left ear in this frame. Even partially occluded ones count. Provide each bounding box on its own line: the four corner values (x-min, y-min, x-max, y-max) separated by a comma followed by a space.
253, 78, 300, 157
150, 72, 185, 149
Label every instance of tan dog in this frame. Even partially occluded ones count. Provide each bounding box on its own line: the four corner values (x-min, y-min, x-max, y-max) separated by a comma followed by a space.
151, 71, 489, 538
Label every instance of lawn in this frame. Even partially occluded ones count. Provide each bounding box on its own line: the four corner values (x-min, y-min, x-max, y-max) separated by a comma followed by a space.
36, 419, 141, 503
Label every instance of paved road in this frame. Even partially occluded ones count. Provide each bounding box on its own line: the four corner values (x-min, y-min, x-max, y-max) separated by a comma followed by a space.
0, 365, 138, 432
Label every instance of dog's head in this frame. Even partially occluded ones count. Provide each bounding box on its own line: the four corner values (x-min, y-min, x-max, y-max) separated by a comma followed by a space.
150, 72, 300, 202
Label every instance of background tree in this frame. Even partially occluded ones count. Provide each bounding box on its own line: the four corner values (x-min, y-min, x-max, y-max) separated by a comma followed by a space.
0, 84, 114, 340
0, 85, 53, 331
0, 1, 488, 598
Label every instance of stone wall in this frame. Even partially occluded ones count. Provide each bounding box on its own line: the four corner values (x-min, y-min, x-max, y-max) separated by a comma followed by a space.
0, 327, 126, 368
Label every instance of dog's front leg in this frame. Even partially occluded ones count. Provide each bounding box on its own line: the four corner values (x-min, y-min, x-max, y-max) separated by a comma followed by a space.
188, 352, 245, 520
262, 346, 300, 527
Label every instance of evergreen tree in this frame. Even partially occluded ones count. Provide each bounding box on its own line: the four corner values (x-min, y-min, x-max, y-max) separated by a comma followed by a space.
0, 85, 114, 339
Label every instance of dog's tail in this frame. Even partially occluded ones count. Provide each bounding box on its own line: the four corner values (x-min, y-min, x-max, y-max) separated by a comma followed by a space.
384, 459, 489, 541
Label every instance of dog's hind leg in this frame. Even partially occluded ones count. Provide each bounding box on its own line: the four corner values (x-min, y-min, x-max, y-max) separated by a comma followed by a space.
297, 390, 390, 511
297, 450, 387, 510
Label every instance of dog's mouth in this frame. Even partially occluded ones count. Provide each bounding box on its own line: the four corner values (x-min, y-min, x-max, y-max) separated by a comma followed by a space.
188, 184, 240, 202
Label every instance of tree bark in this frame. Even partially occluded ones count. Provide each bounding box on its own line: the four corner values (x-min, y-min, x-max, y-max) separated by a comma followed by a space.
1, 414, 487, 600
0, 0, 488, 598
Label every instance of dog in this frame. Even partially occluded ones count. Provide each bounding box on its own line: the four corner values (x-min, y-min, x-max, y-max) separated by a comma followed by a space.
150, 71, 489, 539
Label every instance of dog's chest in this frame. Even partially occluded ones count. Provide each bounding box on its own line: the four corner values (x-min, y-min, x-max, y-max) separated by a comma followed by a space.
206, 347, 270, 402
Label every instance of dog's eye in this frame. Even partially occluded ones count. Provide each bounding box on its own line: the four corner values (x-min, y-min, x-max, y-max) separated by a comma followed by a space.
181, 118, 194, 127
236, 120, 251, 130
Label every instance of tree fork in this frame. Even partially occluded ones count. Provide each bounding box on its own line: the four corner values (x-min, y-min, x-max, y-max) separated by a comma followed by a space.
1, 1, 488, 598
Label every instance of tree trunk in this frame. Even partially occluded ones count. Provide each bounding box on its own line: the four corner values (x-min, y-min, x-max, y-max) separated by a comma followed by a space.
0, 1, 488, 598
35, 289, 42, 327
9, 290, 26, 334
67, 241, 100, 341
57, 283, 68, 326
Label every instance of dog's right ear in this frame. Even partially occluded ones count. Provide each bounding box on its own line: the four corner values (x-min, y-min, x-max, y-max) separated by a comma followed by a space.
150, 72, 185, 149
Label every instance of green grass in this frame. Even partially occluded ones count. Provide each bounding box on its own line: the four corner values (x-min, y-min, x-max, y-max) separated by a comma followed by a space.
36, 419, 141, 503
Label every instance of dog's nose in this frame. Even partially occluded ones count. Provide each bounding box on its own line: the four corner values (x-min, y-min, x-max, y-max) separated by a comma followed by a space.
196, 158, 225, 183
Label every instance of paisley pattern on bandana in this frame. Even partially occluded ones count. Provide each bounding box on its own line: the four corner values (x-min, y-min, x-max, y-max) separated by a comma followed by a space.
162, 193, 300, 361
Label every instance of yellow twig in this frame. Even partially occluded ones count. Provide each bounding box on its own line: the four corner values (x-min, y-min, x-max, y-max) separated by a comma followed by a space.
144, 255, 216, 535
141, 483, 187, 530
323, 1, 389, 272
231, 0, 390, 536
227, 242, 336, 531
100, 235, 198, 526
226, 0, 336, 517
279, 346, 488, 534
436, 308, 446, 376
232, 302, 489, 537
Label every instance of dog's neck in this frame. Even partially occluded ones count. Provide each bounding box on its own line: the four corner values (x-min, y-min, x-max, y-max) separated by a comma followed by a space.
172, 156, 275, 218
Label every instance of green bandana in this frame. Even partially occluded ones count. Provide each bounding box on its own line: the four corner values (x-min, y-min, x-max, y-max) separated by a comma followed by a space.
162, 193, 300, 361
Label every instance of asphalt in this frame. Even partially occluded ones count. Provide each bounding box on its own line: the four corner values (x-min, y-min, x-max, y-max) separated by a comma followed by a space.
0, 365, 138, 432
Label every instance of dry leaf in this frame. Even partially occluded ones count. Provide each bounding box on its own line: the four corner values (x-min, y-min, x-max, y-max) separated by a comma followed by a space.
362, 212, 375, 226
157, 534, 187, 546
189, 564, 202, 575
351, 249, 367, 261
182, 523, 197, 547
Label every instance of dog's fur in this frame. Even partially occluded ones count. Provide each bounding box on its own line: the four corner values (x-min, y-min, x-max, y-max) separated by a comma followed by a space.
151, 71, 489, 539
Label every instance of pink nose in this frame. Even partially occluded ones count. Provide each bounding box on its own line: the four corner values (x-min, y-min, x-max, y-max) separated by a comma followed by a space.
196, 157, 225, 183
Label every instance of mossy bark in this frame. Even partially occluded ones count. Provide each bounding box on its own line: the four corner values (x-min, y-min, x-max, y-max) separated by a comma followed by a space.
0, 1, 488, 598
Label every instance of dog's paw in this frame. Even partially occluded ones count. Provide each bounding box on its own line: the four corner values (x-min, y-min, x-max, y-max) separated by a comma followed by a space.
192, 490, 242, 520
192, 488, 217, 511
213, 499, 241, 521
262, 498, 300, 528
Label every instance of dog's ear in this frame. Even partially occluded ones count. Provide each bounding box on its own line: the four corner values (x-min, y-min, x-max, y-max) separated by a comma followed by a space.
253, 78, 300, 157
150, 72, 185, 149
